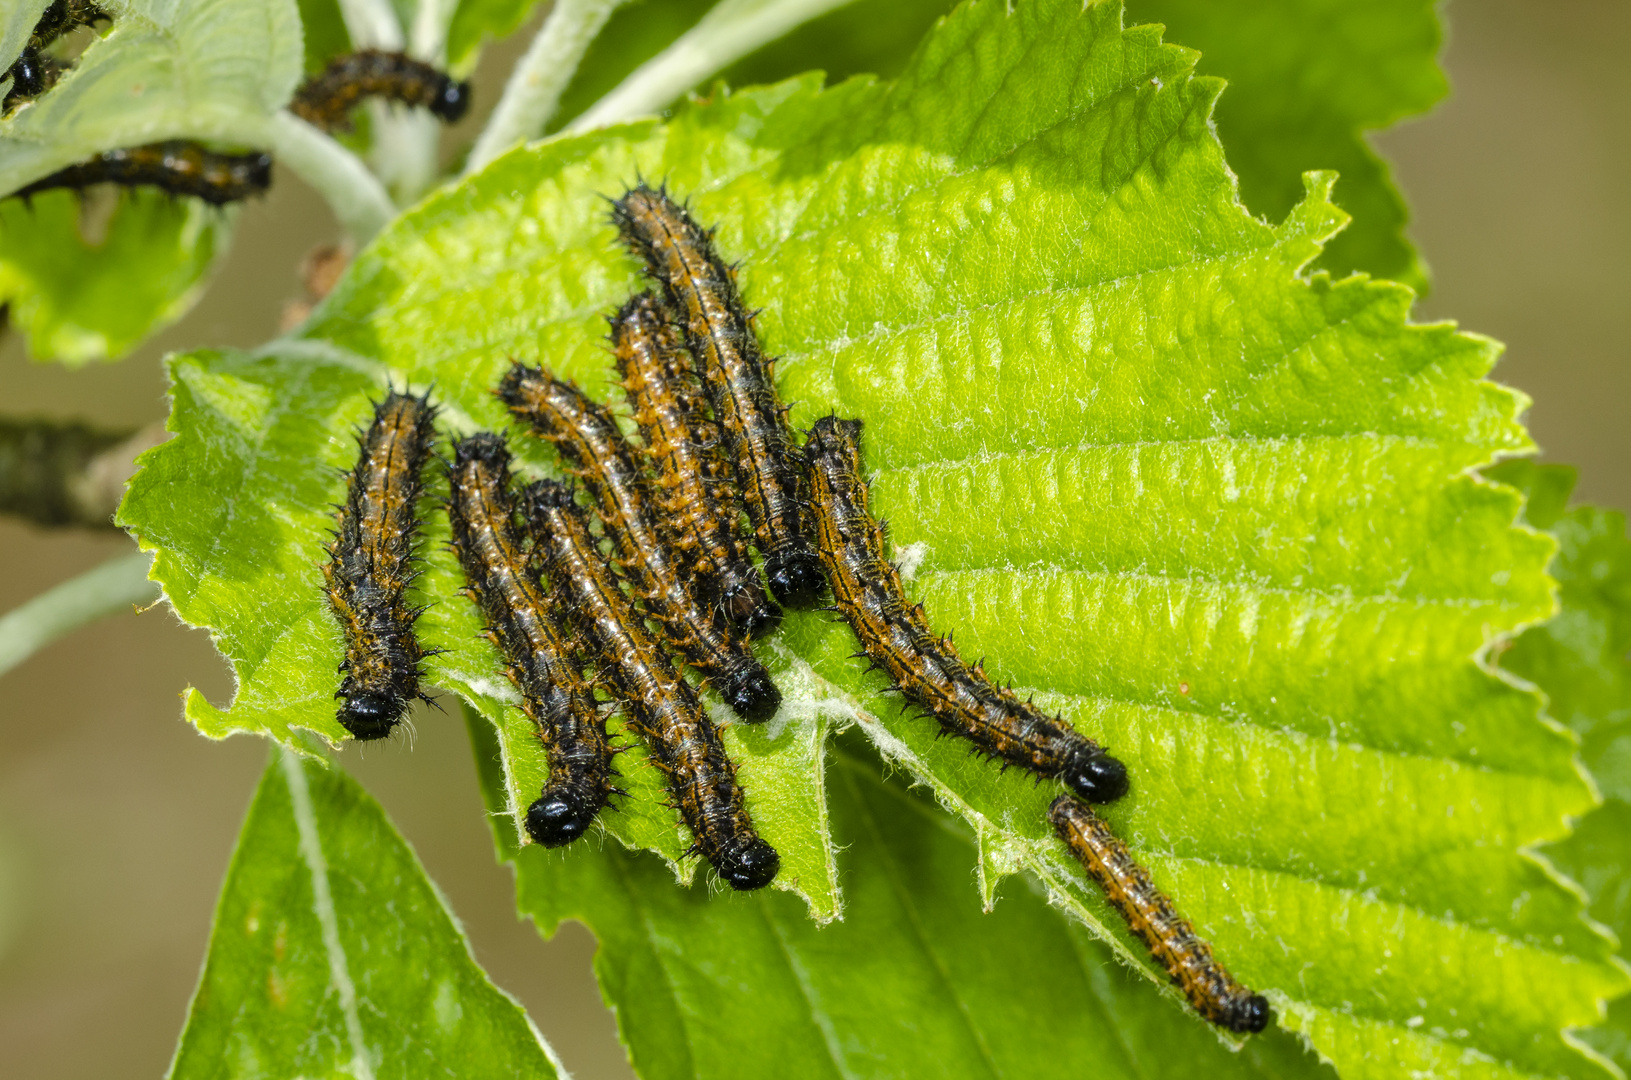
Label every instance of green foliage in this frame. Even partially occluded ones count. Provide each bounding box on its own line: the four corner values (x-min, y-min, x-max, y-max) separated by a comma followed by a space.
1126, 0, 1443, 289
293, 0, 351, 73
169, 750, 561, 1079
0, 0, 301, 362
0, 0, 302, 191
548, 0, 955, 128
1490, 460, 1631, 1075
0, 187, 227, 364
446, 0, 548, 73
482, 712, 1333, 1080
105, 0, 1628, 1076
557, 0, 1442, 287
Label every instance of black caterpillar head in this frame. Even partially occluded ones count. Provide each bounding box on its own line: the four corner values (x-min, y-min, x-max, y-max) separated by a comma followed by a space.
1223, 993, 1271, 1034
765, 547, 825, 610
526, 786, 600, 848
1061, 748, 1129, 804
713, 835, 780, 891
432, 77, 471, 123
337, 692, 408, 741
717, 663, 782, 724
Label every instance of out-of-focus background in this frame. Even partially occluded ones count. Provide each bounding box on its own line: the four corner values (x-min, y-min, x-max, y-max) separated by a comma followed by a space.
0, 2, 1625, 1077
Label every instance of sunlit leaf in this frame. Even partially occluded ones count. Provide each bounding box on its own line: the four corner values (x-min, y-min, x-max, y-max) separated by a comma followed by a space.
119, 2, 1627, 1073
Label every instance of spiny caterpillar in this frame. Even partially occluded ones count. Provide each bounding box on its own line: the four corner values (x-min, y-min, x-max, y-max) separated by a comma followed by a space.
611, 183, 826, 610
9, 141, 272, 206
289, 49, 471, 132
612, 292, 782, 640
447, 433, 619, 848
1049, 796, 1270, 1033
523, 479, 780, 891
500, 365, 781, 724
2, 0, 110, 113
324, 390, 437, 740
803, 416, 1129, 804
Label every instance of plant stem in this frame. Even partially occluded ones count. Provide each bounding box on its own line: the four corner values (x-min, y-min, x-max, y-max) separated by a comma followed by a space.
565, 0, 860, 133
0, 418, 167, 531
410, 0, 453, 62
0, 551, 158, 680
337, 0, 442, 205
267, 112, 396, 242
337, 0, 405, 50
464, 0, 629, 176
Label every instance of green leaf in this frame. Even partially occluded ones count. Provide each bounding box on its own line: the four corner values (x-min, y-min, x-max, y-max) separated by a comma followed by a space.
1124, 0, 1445, 288
0, 0, 297, 362
1, 1, 50, 95
553, 0, 1440, 289
447, 0, 548, 73
0, 186, 228, 364
1490, 460, 1631, 1075
0, 0, 303, 193
485, 709, 1333, 1080
119, 1, 1628, 1073
547, 0, 956, 129
294, 0, 352, 73
169, 749, 562, 1079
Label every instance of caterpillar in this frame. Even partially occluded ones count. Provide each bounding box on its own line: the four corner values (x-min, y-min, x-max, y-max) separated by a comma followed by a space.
324, 390, 437, 741
447, 433, 619, 847
1049, 796, 1270, 1033
612, 292, 782, 640
3, 0, 110, 113
8, 141, 272, 206
611, 183, 826, 610
522, 479, 780, 891
289, 49, 471, 132
500, 365, 782, 724
803, 415, 1129, 804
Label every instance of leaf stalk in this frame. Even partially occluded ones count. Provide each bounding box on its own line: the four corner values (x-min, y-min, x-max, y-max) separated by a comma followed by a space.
464, 0, 629, 176
565, 0, 860, 134
0, 551, 157, 680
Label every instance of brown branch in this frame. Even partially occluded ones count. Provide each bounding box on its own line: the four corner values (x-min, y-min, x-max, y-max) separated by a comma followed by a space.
0, 417, 169, 530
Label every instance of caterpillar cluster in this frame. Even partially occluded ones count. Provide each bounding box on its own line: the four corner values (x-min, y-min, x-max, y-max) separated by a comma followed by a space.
313, 186, 1271, 1021
802, 414, 1266, 1032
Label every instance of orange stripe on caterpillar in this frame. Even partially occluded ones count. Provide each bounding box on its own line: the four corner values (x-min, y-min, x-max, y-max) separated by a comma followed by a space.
522, 479, 780, 891
1049, 796, 1270, 1034
611, 183, 825, 610
803, 415, 1129, 804
10, 142, 271, 206
500, 365, 781, 724
290, 49, 470, 132
324, 390, 437, 740
611, 292, 782, 640
447, 433, 620, 848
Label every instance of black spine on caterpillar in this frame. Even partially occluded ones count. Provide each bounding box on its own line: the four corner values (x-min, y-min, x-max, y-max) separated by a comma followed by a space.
611, 292, 783, 641
3, 1, 110, 112
803, 415, 1130, 804
446, 433, 620, 848
1050, 796, 1270, 1033
522, 479, 780, 891
610, 183, 826, 610
323, 390, 437, 740
8, 141, 273, 206
499, 365, 782, 724
289, 49, 471, 132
